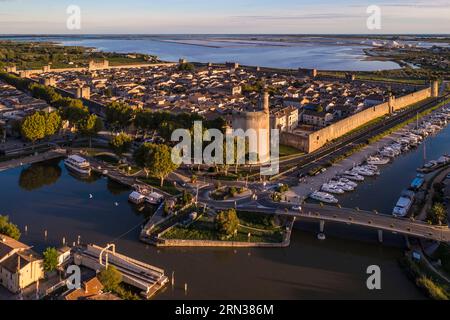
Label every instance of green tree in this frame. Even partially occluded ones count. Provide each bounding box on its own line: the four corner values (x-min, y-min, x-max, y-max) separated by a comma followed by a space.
182, 190, 193, 205
0, 215, 21, 240
98, 266, 122, 292
28, 83, 61, 104
430, 203, 447, 225
106, 101, 134, 132
43, 247, 59, 272
215, 208, 239, 239
178, 62, 195, 72
133, 143, 179, 187
79, 114, 103, 148
134, 110, 155, 138
109, 132, 132, 156
21, 112, 46, 146
60, 101, 89, 129
44, 111, 62, 137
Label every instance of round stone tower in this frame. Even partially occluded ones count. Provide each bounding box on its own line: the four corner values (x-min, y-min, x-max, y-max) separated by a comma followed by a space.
231, 88, 271, 164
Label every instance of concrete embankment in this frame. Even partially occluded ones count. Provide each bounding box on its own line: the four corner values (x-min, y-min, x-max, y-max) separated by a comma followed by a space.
0, 148, 66, 172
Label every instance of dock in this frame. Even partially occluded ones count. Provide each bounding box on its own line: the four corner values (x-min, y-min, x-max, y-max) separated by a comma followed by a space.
73, 244, 169, 299
87, 156, 172, 198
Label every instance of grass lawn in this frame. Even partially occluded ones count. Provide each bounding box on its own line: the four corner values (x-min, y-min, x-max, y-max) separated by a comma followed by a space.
279, 144, 303, 157
162, 214, 284, 243
94, 154, 119, 164
236, 211, 280, 231
141, 177, 180, 195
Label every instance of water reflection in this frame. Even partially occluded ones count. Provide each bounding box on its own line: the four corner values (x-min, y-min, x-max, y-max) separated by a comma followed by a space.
106, 178, 130, 195
19, 160, 62, 191
67, 170, 101, 184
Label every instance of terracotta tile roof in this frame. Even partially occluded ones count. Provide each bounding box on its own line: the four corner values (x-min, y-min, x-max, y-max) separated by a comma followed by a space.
64, 277, 104, 300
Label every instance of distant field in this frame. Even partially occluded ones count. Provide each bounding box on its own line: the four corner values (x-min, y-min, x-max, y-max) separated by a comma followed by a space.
0, 40, 159, 70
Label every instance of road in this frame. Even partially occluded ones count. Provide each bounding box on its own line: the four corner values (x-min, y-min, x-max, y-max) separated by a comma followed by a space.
208, 199, 450, 242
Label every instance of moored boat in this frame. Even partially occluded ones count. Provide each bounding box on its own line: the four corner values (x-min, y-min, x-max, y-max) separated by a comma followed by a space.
64, 155, 91, 175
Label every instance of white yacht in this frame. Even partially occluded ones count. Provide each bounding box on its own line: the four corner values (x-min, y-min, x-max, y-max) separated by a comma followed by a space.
367, 156, 390, 165
363, 164, 380, 174
342, 171, 365, 181
380, 148, 396, 158
351, 167, 375, 177
64, 155, 91, 175
321, 183, 345, 194
337, 178, 358, 188
309, 191, 338, 204
329, 180, 354, 191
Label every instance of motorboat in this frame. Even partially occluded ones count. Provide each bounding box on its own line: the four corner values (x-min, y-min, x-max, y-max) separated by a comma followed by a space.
337, 177, 358, 188
342, 171, 365, 181
329, 180, 354, 191
321, 183, 345, 194
309, 191, 338, 204
366, 156, 390, 165
351, 166, 375, 177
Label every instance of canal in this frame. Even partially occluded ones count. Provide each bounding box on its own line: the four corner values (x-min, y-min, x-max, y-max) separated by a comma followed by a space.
0, 158, 424, 299
339, 122, 450, 214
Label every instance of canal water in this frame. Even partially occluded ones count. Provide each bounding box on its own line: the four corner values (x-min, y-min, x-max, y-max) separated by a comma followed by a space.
0, 158, 424, 299
339, 123, 450, 214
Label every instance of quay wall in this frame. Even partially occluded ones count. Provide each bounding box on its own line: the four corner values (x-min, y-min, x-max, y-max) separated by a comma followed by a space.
156, 239, 290, 248
156, 220, 294, 248
283, 87, 432, 153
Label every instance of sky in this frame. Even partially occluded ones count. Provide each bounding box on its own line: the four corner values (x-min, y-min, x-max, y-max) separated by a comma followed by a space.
0, 0, 449, 34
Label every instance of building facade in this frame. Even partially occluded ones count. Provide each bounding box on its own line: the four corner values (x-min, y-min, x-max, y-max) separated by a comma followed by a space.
0, 235, 44, 294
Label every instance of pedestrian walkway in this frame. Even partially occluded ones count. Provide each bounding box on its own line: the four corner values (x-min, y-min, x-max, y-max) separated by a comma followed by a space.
0, 148, 66, 172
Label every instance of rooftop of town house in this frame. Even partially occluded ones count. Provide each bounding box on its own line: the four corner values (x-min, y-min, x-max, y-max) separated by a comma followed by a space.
23, 64, 416, 124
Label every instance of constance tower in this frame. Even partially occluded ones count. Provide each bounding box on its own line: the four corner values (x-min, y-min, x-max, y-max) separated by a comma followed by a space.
231, 87, 271, 164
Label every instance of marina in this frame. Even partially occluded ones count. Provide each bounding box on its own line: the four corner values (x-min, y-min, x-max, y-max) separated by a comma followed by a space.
308, 105, 450, 215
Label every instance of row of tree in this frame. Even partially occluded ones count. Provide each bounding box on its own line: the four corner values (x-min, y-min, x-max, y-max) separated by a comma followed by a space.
1, 72, 103, 146
106, 101, 226, 139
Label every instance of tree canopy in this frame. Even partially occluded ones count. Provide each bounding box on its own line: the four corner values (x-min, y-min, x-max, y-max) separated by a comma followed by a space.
79, 114, 103, 148
109, 132, 132, 156
106, 101, 134, 131
0, 215, 21, 240
215, 208, 239, 239
430, 203, 447, 225
21, 112, 46, 143
133, 143, 179, 186
43, 111, 62, 136
60, 100, 89, 129
98, 266, 122, 292
43, 247, 59, 272
21, 111, 62, 143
